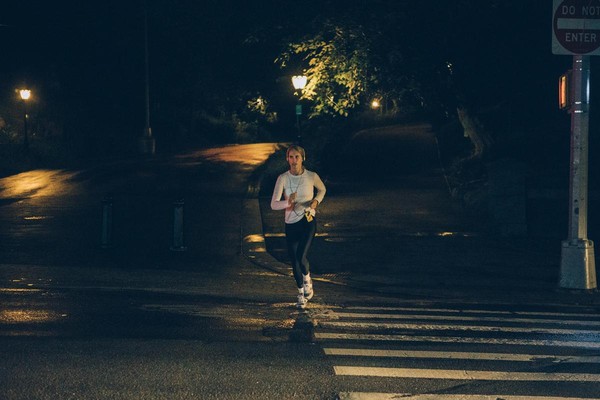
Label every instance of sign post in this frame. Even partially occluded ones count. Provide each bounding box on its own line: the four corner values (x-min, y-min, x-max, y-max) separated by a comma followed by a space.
553, 0, 597, 289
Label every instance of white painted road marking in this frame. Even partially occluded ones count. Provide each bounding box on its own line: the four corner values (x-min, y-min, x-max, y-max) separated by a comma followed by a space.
343, 305, 600, 319
333, 366, 600, 381
330, 311, 600, 327
315, 332, 600, 349
323, 348, 600, 363
317, 304, 600, 399
338, 393, 600, 400
318, 320, 600, 336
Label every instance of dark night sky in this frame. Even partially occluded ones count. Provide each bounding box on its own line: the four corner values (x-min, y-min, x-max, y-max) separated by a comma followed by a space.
1, 1, 285, 86
0, 1, 591, 153
1, 1, 572, 94
1, 1, 249, 144
0, 1, 315, 145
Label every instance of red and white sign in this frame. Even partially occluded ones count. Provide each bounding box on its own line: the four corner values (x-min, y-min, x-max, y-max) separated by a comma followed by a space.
553, 0, 600, 55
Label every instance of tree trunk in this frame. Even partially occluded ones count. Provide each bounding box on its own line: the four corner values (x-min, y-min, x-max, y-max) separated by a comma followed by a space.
457, 106, 493, 159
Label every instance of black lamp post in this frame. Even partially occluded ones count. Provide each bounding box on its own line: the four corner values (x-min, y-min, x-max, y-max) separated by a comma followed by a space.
139, 0, 156, 155
19, 89, 31, 151
291, 75, 307, 145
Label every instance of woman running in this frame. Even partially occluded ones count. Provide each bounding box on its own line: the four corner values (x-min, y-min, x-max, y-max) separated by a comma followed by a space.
270, 145, 326, 309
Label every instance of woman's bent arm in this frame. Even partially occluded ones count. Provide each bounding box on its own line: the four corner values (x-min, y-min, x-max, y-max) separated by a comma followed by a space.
270, 175, 288, 210
313, 173, 326, 204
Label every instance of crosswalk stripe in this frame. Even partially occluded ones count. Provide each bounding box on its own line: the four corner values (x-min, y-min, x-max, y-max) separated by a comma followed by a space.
318, 305, 600, 398
338, 393, 600, 400
330, 311, 600, 326
342, 306, 600, 319
323, 348, 600, 363
319, 320, 599, 336
315, 332, 600, 349
333, 366, 600, 381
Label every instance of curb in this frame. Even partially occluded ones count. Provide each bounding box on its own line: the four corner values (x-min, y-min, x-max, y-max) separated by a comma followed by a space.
240, 198, 292, 278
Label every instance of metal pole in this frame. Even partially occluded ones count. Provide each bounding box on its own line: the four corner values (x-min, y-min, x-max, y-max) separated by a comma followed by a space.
170, 199, 187, 251
23, 100, 28, 150
143, 0, 151, 139
559, 55, 597, 290
296, 111, 301, 144
295, 102, 302, 145
139, 0, 156, 155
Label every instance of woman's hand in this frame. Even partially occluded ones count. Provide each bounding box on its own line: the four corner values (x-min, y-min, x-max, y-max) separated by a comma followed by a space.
309, 199, 319, 209
288, 192, 297, 205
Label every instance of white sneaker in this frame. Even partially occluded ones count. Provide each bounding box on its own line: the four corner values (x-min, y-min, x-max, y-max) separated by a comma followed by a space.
296, 294, 307, 309
303, 281, 314, 300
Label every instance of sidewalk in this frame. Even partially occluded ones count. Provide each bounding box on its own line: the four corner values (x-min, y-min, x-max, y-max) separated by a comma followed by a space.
241, 127, 600, 308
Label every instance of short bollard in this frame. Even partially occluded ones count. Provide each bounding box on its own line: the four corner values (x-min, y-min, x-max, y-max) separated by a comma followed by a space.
170, 199, 187, 251
101, 197, 113, 249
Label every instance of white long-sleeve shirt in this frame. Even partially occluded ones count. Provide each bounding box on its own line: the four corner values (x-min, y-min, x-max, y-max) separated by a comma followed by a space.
270, 169, 326, 224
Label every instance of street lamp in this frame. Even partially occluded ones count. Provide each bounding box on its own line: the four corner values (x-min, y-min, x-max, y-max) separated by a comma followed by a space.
291, 75, 307, 144
292, 75, 307, 91
371, 98, 383, 115
19, 89, 31, 150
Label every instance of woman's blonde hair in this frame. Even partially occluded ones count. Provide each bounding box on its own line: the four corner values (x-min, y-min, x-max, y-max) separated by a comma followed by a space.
286, 145, 306, 161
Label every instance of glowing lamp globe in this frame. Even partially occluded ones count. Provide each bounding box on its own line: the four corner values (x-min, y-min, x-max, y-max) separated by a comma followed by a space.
291, 76, 307, 90
19, 90, 31, 101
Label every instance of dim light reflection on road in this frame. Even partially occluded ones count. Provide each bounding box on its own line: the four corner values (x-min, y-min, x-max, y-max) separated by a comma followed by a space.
0, 143, 284, 200
0, 143, 284, 331
176, 143, 284, 168
0, 309, 65, 324
0, 169, 79, 199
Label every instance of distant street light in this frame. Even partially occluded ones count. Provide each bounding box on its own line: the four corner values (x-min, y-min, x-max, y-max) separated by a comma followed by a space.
371, 98, 384, 115
291, 75, 307, 144
19, 89, 31, 150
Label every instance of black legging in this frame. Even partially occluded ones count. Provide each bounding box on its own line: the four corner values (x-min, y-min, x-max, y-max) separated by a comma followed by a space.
285, 216, 317, 288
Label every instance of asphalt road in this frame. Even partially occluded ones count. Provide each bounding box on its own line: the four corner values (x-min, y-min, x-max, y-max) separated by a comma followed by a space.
0, 144, 343, 399
1, 134, 600, 399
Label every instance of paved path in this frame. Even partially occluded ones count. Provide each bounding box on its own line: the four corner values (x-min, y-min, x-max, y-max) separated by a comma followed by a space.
247, 123, 600, 306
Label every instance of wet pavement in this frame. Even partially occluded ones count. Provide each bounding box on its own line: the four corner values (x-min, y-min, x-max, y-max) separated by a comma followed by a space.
2, 132, 600, 399
243, 123, 600, 308
0, 143, 310, 341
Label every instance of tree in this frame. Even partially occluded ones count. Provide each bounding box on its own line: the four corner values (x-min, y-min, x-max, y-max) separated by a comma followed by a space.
276, 21, 376, 117
274, 1, 549, 160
